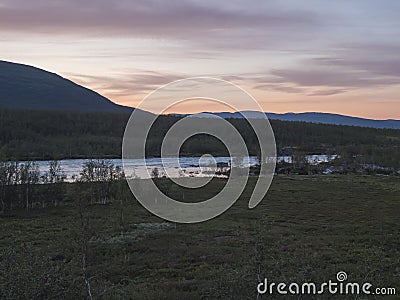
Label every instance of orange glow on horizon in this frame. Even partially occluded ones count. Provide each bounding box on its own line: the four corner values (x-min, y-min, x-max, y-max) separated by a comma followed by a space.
98, 88, 400, 120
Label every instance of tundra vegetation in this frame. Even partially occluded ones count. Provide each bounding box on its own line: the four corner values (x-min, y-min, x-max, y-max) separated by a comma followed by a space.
0, 160, 399, 299
0, 109, 399, 299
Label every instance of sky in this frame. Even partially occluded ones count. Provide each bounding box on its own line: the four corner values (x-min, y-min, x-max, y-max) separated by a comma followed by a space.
0, 0, 399, 119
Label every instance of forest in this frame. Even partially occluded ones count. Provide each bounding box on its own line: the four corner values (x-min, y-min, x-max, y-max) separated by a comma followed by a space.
1, 109, 399, 299
1, 108, 399, 168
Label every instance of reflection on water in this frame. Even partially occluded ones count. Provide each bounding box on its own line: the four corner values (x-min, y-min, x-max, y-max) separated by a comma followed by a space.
27, 157, 249, 181
24, 155, 338, 182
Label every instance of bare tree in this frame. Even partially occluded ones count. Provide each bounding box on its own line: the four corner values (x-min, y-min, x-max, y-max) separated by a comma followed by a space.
79, 159, 124, 205
41, 160, 66, 207
19, 162, 39, 211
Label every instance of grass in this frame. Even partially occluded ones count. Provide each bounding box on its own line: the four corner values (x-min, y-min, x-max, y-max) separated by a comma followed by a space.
0, 175, 399, 299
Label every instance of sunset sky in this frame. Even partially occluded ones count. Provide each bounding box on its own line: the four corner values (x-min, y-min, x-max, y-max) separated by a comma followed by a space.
1, 0, 399, 119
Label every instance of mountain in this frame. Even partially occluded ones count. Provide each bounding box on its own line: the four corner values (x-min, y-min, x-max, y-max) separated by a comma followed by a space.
266, 112, 400, 129
172, 111, 400, 130
1, 60, 398, 130
0, 60, 133, 112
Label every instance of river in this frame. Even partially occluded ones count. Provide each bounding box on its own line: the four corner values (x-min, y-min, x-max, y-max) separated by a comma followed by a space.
23, 155, 338, 181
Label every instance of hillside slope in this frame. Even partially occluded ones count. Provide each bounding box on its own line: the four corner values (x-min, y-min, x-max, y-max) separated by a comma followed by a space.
0, 60, 132, 112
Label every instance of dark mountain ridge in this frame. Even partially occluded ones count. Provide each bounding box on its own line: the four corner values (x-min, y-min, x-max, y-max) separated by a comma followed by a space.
171, 111, 400, 130
1, 60, 398, 130
0, 60, 132, 112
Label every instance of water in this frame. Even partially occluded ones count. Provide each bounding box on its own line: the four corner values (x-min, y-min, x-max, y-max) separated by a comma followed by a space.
27, 156, 255, 181
23, 155, 338, 182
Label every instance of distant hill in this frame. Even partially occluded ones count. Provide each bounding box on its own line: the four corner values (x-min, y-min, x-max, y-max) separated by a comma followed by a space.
266, 112, 400, 130
172, 111, 400, 130
0, 60, 133, 112
1, 60, 398, 130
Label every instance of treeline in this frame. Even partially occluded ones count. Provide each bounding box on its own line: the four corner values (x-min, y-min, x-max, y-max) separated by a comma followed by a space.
0, 160, 128, 213
0, 109, 128, 160
1, 108, 400, 168
0, 161, 62, 212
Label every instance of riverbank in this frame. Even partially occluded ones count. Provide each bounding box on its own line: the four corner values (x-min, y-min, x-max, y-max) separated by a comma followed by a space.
1, 175, 399, 299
